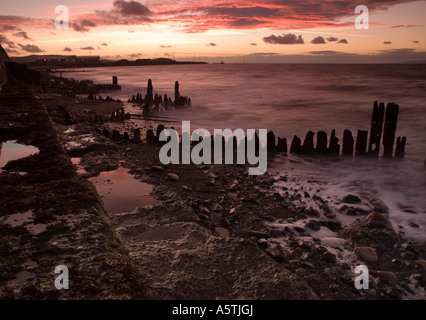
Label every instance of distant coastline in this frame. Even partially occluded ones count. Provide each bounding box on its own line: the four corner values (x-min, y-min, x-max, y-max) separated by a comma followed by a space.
10, 55, 207, 69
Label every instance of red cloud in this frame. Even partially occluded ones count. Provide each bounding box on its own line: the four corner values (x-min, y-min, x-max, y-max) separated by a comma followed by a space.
0, 0, 418, 34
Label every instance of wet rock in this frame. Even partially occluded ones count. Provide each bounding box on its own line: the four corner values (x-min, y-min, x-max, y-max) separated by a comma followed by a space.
294, 226, 306, 234
215, 227, 230, 238
211, 203, 224, 212
200, 206, 211, 215
402, 251, 418, 260
371, 199, 388, 213
377, 271, 397, 285
151, 165, 165, 172
322, 252, 337, 264
279, 175, 288, 182
408, 222, 419, 228
346, 208, 358, 216
306, 220, 320, 231
228, 180, 238, 190
306, 206, 320, 217
319, 220, 342, 232
319, 204, 331, 214
266, 243, 286, 262
257, 239, 269, 250
343, 194, 361, 204
301, 262, 314, 269
313, 195, 325, 203
415, 260, 426, 269
166, 173, 179, 181
354, 246, 378, 262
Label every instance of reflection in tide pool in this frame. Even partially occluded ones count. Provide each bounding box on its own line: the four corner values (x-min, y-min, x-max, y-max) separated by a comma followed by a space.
89, 166, 160, 214
0, 140, 39, 172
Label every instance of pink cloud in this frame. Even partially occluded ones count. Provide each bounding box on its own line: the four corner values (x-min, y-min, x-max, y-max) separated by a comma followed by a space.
1, 0, 419, 34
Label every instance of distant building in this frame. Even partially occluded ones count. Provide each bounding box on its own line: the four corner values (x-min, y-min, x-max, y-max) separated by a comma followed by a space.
36, 55, 101, 65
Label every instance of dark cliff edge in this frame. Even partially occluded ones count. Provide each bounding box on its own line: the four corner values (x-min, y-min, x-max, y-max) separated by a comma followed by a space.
0, 81, 152, 299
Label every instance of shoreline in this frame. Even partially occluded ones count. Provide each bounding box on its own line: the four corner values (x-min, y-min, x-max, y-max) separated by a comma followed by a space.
1, 82, 425, 299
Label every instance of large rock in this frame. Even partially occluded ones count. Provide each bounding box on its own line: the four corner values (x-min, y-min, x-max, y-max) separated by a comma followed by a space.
342, 213, 398, 248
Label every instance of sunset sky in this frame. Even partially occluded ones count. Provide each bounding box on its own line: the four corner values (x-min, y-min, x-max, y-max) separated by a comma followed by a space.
0, 0, 425, 63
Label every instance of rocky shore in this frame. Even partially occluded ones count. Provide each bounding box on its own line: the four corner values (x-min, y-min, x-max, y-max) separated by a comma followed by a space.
1, 81, 425, 300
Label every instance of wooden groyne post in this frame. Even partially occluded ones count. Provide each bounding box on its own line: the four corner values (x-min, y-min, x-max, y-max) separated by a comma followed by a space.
382, 103, 399, 158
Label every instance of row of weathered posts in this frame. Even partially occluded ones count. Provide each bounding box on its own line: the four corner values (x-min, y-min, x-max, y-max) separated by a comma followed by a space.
127, 79, 191, 115
97, 101, 406, 160
273, 101, 405, 158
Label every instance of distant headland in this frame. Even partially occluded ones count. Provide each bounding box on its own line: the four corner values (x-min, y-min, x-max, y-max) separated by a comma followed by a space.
10, 55, 207, 69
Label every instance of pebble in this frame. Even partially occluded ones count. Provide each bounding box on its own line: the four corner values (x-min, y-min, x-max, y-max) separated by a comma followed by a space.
215, 227, 230, 238
211, 203, 224, 212
313, 195, 324, 203
166, 173, 179, 181
294, 226, 306, 234
319, 220, 342, 232
301, 262, 314, 269
415, 260, 426, 269
266, 244, 286, 262
343, 194, 362, 204
306, 220, 320, 231
322, 252, 337, 264
199, 206, 211, 214
377, 271, 397, 284
228, 180, 239, 190
325, 213, 337, 219
408, 222, 419, 228
354, 246, 378, 262
151, 165, 165, 172
401, 251, 418, 260
346, 209, 358, 216
306, 206, 320, 217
